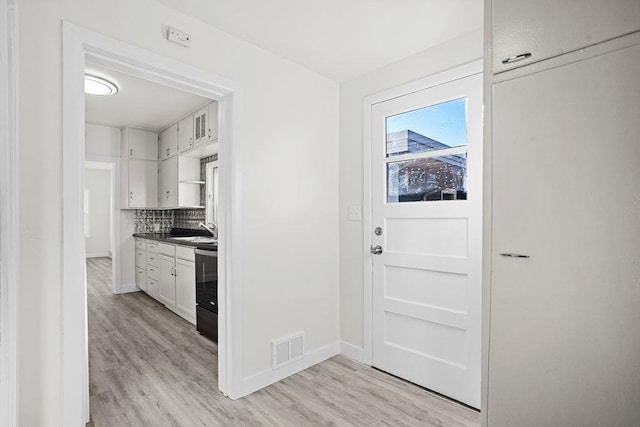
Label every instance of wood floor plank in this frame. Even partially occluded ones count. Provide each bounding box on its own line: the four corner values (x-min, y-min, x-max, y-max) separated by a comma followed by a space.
86, 257, 480, 426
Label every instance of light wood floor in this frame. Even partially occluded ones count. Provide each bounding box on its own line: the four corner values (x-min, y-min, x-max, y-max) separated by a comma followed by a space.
87, 257, 480, 426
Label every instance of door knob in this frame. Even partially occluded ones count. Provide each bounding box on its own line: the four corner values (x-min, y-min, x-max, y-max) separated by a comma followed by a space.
371, 245, 383, 255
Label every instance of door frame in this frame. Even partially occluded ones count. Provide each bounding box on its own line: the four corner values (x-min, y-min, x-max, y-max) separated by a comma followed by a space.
62, 22, 245, 425
0, 0, 18, 425
362, 60, 483, 365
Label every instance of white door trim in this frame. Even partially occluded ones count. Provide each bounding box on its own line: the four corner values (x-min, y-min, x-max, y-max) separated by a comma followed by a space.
62, 22, 245, 425
0, 0, 18, 425
362, 60, 483, 365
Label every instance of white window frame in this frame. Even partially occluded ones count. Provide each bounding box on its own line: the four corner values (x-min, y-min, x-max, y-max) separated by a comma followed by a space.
205, 160, 219, 226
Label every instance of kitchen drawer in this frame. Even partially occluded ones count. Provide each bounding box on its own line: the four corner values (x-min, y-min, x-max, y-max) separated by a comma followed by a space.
159, 242, 175, 257
135, 249, 146, 269
146, 251, 160, 267
147, 242, 159, 254
146, 277, 160, 300
135, 239, 147, 251
176, 245, 195, 262
147, 264, 160, 281
136, 267, 147, 291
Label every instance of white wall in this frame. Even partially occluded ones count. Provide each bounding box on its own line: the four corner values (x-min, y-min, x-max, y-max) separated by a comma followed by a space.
18, 1, 339, 424
85, 123, 120, 158
339, 30, 483, 350
84, 168, 111, 257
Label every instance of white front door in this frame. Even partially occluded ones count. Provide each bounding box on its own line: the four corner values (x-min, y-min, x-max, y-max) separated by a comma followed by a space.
370, 70, 482, 408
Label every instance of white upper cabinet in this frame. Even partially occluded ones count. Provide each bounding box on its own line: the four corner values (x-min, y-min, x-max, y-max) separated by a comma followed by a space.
127, 159, 158, 208
178, 115, 194, 153
122, 127, 158, 160
207, 101, 218, 142
193, 106, 208, 146
158, 156, 178, 208
159, 123, 178, 160
121, 127, 158, 209
492, 0, 640, 73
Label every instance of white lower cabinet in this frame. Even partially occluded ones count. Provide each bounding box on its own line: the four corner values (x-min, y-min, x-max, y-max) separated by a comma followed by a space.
146, 277, 160, 299
135, 267, 147, 291
175, 258, 196, 322
134, 238, 196, 324
158, 254, 176, 307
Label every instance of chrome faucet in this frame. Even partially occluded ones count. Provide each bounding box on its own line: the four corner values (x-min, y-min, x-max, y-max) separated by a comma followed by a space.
199, 222, 217, 239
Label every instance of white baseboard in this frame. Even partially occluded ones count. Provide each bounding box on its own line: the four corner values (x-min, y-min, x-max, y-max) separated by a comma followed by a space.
340, 341, 366, 364
85, 252, 111, 259
118, 283, 139, 294
239, 341, 340, 399
167, 305, 196, 326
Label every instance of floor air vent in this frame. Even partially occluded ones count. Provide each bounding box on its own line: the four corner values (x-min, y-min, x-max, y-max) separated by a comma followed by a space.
272, 332, 305, 369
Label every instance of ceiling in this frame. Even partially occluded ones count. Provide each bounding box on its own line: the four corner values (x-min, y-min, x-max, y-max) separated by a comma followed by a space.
154, 0, 484, 82
85, 65, 210, 131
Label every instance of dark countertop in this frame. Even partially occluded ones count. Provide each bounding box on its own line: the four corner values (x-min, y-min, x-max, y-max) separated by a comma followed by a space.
133, 230, 218, 250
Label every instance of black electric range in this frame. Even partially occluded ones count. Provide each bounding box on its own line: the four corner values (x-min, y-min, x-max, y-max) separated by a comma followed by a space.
195, 242, 218, 342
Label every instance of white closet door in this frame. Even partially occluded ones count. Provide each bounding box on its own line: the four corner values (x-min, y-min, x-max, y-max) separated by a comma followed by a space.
489, 41, 640, 426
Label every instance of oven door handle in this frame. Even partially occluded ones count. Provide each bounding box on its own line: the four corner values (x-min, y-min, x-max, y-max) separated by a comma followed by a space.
195, 249, 218, 257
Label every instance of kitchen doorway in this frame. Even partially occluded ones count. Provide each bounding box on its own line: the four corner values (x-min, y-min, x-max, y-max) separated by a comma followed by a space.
62, 23, 244, 425
364, 61, 483, 409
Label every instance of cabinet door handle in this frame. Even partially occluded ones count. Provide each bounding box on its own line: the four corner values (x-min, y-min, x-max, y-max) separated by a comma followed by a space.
130, 192, 133, 199
500, 253, 530, 259
502, 52, 532, 64
129, 148, 133, 156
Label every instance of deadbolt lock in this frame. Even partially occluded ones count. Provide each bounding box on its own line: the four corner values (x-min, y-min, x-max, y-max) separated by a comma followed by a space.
374, 227, 383, 236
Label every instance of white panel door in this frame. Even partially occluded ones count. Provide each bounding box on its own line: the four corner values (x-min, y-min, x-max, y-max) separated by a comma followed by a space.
371, 72, 482, 408
489, 40, 640, 426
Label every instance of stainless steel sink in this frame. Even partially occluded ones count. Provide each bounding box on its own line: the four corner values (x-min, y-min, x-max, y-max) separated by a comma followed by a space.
171, 236, 217, 244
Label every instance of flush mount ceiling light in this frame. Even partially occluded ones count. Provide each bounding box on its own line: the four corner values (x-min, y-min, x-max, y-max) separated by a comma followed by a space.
84, 74, 118, 96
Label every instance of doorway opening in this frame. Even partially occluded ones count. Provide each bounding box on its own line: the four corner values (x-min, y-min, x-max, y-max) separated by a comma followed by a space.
83, 60, 226, 423
62, 22, 243, 425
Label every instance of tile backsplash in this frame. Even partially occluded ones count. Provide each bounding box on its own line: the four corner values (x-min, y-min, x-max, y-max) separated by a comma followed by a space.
134, 208, 205, 233
174, 209, 205, 229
